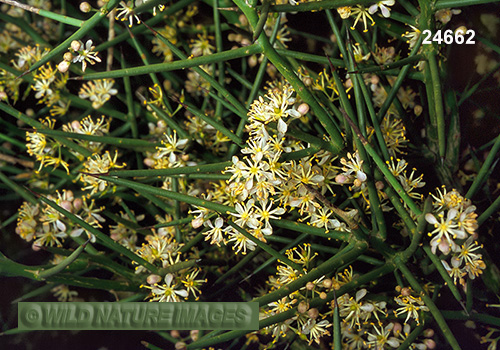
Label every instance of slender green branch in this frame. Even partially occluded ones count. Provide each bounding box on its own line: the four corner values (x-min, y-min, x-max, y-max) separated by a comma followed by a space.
98, 175, 234, 214
0, 0, 84, 26
33, 190, 160, 274
226, 221, 304, 272
396, 261, 462, 350
108, 161, 231, 177
434, 0, 500, 9
19, 0, 122, 77
466, 132, 500, 199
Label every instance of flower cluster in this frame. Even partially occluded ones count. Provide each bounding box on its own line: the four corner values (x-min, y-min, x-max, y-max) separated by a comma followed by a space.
257, 261, 434, 348
78, 150, 126, 196
189, 81, 358, 255
139, 216, 206, 301
60, 39, 101, 73
16, 190, 104, 248
426, 187, 484, 287
78, 79, 118, 109
62, 115, 111, 156
26, 117, 71, 174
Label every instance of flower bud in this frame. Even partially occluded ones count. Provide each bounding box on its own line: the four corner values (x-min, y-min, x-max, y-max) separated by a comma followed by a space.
63, 52, 74, 62
190, 330, 199, 341
298, 301, 309, 313
401, 287, 411, 297
297, 103, 309, 116
335, 174, 348, 184
241, 38, 251, 47
306, 282, 315, 290
238, 14, 248, 26
322, 278, 332, 289
80, 2, 92, 13
170, 330, 180, 338
73, 197, 83, 211
392, 322, 402, 335
423, 328, 434, 337
307, 308, 319, 319
32, 242, 42, 251
191, 217, 204, 229
303, 76, 313, 86
57, 61, 70, 73
174, 342, 187, 350
147, 274, 162, 285
143, 158, 155, 167
414, 105, 423, 116
60, 200, 73, 213
319, 292, 327, 299
71, 40, 81, 52
423, 339, 436, 349
248, 55, 258, 68
455, 26, 467, 36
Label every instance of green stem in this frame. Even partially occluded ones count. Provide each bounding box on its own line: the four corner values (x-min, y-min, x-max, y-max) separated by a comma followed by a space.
30, 129, 160, 150
441, 310, 500, 327
254, 241, 367, 306
35, 191, 160, 274
268, 0, 374, 13
108, 161, 230, 177
478, 193, 500, 226
276, 49, 345, 67
20, 0, 122, 76
434, 0, 500, 9
423, 246, 464, 306
0, 0, 84, 26
396, 261, 462, 350
427, 52, 446, 159
235, 0, 344, 155
0, 171, 37, 204
99, 175, 234, 214
466, 132, 500, 199
226, 221, 304, 272
342, 110, 422, 216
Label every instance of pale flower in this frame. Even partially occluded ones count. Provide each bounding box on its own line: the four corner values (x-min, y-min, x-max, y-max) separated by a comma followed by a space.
368, 0, 395, 18
71, 39, 101, 72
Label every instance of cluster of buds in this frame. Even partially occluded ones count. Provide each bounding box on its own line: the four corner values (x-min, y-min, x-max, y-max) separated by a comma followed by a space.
57, 39, 101, 73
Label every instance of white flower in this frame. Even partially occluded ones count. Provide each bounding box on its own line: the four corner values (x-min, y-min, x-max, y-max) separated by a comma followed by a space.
368, 0, 395, 18
71, 39, 101, 72
149, 273, 189, 302
425, 208, 466, 254
301, 318, 331, 345
203, 216, 226, 246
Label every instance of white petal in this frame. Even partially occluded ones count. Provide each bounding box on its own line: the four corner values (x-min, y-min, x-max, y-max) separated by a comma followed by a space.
368, 4, 378, 14
387, 338, 400, 347
447, 208, 458, 221
175, 289, 189, 297
56, 220, 67, 232
70, 228, 84, 237
356, 171, 367, 182
165, 273, 174, 286
355, 288, 367, 301
277, 118, 288, 134
214, 216, 224, 228
380, 5, 391, 17
425, 213, 438, 225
